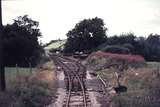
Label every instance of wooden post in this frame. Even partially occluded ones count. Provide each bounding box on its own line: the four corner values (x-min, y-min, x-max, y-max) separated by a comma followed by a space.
16, 64, 19, 77
29, 62, 32, 74
0, 0, 6, 91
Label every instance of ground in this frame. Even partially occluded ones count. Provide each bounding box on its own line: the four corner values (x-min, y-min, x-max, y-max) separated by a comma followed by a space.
2, 53, 160, 107
86, 53, 160, 107
0, 61, 57, 107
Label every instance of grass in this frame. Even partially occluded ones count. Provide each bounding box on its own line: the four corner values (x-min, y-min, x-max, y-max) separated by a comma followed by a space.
98, 67, 160, 107
44, 40, 66, 50
0, 61, 57, 107
86, 54, 160, 107
147, 62, 160, 68
5, 67, 37, 88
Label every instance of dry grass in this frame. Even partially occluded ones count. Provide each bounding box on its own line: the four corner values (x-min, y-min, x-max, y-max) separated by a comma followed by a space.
0, 61, 57, 107
98, 67, 160, 107
87, 52, 146, 71
86, 53, 160, 107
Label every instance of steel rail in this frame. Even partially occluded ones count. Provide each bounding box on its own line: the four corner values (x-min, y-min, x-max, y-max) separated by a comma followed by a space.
52, 55, 87, 107
52, 56, 72, 107
58, 56, 87, 107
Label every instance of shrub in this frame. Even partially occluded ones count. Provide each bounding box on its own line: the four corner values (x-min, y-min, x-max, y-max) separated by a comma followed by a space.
101, 45, 130, 54
87, 51, 145, 69
0, 65, 57, 107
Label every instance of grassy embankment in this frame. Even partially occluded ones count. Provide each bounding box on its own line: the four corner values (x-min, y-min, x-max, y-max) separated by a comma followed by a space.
87, 52, 160, 107
0, 61, 57, 107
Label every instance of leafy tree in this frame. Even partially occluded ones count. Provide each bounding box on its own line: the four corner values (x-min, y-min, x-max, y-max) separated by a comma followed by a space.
97, 33, 160, 62
134, 37, 149, 58
146, 34, 160, 61
106, 33, 136, 46
134, 34, 160, 61
2, 15, 43, 67
97, 33, 137, 54
101, 45, 130, 54
64, 17, 107, 53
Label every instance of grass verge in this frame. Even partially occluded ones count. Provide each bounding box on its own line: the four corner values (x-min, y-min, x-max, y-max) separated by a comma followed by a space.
0, 61, 57, 107
86, 52, 160, 107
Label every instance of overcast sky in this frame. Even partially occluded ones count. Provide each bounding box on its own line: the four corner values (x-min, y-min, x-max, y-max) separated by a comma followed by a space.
2, 0, 160, 43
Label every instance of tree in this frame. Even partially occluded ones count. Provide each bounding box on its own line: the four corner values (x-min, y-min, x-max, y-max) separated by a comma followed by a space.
146, 34, 160, 61
0, 0, 6, 91
2, 15, 43, 67
97, 33, 137, 54
101, 45, 130, 54
64, 17, 107, 53
105, 33, 136, 45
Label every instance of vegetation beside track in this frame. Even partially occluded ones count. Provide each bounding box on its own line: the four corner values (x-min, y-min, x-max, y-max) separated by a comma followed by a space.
97, 67, 160, 107
86, 52, 160, 107
0, 61, 57, 107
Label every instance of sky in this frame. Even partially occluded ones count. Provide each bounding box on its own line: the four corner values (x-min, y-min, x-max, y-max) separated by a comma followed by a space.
2, 0, 160, 43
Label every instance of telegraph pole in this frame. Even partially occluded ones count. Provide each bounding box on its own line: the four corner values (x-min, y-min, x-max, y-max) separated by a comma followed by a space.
0, 0, 6, 91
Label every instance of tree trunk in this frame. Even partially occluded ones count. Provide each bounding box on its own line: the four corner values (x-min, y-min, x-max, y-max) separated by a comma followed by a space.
0, 0, 6, 91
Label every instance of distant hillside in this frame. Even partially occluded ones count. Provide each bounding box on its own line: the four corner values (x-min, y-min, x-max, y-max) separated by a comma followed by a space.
44, 39, 66, 50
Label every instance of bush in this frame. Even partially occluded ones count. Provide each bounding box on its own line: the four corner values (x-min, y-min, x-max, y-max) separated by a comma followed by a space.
0, 66, 57, 107
101, 45, 130, 54
110, 69, 160, 107
87, 51, 145, 69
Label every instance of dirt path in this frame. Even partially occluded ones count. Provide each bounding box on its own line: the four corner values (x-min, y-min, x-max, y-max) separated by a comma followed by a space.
48, 69, 66, 107
86, 70, 110, 107
86, 70, 101, 107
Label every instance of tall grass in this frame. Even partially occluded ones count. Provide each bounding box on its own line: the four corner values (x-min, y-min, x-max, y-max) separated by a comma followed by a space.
99, 68, 160, 107
0, 61, 57, 107
5, 67, 36, 88
86, 52, 160, 107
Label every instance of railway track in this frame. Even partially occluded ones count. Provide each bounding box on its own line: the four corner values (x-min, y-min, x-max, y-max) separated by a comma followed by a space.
52, 55, 91, 107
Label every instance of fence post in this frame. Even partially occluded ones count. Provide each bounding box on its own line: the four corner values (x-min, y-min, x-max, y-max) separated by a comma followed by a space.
29, 62, 32, 74
157, 65, 160, 77
16, 64, 19, 77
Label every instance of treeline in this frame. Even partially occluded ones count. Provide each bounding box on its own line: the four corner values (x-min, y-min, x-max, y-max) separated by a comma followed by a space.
2, 15, 44, 67
98, 33, 160, 61
64, 17, 160, 62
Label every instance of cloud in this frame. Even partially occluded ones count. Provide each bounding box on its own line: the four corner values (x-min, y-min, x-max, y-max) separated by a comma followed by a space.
2, 0, 160, 43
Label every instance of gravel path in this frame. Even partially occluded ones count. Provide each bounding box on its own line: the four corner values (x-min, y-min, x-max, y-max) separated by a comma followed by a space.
48, 70, 66, 107
86, 70, 110, 107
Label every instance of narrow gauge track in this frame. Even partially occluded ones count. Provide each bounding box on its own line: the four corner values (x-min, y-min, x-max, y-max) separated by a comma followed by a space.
52, 55, 90, 107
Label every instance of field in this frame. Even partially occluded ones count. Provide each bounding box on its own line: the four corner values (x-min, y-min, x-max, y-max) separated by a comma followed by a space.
147, 62, 160, 68
86, 52, 160, 107
5, 67, 37, 89
44, 39, 66, 50
98, 67, 160, 107
0, 61, 57, 107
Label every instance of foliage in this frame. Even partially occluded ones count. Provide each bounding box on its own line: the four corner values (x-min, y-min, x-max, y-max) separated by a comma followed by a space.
106, 33, 136, 45
64, 17, 107, 53
2, 15, 44, 67
87, 51, 145, 70
101, 45, 130, 54
93, 51, 145, 62
145, 34, 160, 61
0, 62, 57, 107
97, 33, 160, 62
110, 69, 160, 107
96, 65, 160, 107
